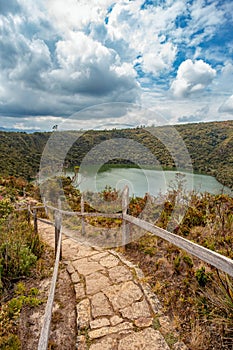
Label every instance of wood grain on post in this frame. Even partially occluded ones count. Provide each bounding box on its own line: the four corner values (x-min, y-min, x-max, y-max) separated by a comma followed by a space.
27, 204, 31, 224
54, 200, 62, 260
81, 193, 85, 236
33, 208, 38, 234
122, 186, 129, 247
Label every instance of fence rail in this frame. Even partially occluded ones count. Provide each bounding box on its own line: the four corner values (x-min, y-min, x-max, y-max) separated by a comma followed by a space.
124, 213, 233, 277
23, 186, 233, 349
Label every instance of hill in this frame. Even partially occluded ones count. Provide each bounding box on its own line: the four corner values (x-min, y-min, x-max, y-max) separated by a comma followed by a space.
0, 120, 232, 189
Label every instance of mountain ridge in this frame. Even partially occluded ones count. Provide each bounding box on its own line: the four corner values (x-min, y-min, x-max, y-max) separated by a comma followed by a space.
0, 120, 232, 189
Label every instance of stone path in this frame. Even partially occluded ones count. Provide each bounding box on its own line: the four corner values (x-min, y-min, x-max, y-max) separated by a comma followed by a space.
38, 221, 187, 350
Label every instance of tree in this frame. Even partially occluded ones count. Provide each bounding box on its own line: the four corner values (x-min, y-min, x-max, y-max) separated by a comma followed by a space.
52, 125, 58, 131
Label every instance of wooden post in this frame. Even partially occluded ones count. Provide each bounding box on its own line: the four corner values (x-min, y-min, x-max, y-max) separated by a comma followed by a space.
81, 193, 85, 236
54, 200, 62, 260
122, 185, 129, 248
33, 208, 38, 234
27, 204, 31, 224
43, 198, 48, 217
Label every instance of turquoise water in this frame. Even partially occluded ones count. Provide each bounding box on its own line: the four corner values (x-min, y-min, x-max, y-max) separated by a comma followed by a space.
74, 167, 232, 197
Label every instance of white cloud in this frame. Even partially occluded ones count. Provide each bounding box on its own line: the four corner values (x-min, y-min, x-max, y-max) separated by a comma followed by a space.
0, 0, 232, 130
171, 59, 216, 98
219, 95, 233, 114
46, 0, 113, 34
47, 30, 139, 97
212, 62, 233, 95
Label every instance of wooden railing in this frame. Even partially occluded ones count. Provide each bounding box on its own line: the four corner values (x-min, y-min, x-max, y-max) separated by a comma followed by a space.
24, 185, 233, 349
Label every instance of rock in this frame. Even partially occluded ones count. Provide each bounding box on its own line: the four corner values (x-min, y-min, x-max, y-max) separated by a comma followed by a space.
173, 341, 188, 350
90, 252, 109, 261
76, 299, 91, 329
134, 317, 153, 328
110, 315, 123, 326
86, 272, 111, 295
72, 258, 104, 275
74, 282, 85, 300
99, 255, 119, 268
120, 298, 151, 320
71, 271, 81, 284
108, 265, 132, 283
66, 263, 75, 275
89, 322, 133, 339
89, 336, 118, 350
90, 318, 110, 329
76, 335, 87, 350
105, 281, 143, 311
91, 292, 114, 318
118, 328, 170, 350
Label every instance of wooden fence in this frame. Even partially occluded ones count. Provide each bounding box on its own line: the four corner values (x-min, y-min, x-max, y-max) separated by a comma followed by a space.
25, 185, 233, 349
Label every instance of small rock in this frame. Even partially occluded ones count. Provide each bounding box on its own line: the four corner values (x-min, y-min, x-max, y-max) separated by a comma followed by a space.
76, 299, 91, 329
89, 336, 118, 350
73, 258, 104, 275
91, 292, 114, 318
120, 298, 151, 320
76, 335, 87, 350
74, 282, 85, 299
86, 272, 111, 295
90, 318, 110, 329
159, 316, 174, 334
90, 252, 109, 261
110, 315, 123, 326
105, 281, 143, 311
134, 317, 153, 328
108, 265, 132, 283
118, 328, 170, 350
173, 341, 188, 350
66, 263, 75, 275
99, 255, 119, 268
71, 271, 80, 284
89, 322, 133, 339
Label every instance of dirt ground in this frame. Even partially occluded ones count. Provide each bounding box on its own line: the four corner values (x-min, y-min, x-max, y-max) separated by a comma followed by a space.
18, 250, 77, 350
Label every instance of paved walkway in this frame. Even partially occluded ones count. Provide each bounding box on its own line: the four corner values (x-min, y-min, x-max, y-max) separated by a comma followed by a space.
38, 221, 187, 350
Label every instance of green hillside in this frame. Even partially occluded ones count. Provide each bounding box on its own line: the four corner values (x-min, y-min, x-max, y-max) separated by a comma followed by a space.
0, 120, 232, 189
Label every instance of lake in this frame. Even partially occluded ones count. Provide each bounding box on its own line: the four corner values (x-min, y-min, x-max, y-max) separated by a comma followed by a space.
74, 167, 232, 198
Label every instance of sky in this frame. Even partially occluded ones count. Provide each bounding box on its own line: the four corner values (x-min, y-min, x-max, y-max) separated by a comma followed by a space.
0, 0, 233, 131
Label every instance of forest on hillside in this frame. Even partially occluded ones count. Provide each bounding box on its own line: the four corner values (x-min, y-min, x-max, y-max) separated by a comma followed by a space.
0, 120, 232, 189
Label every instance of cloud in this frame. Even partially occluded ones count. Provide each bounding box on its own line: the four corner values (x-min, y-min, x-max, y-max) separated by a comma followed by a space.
178, 105, 210, 123
48, 31, 138, 96
0, 10, 140, 120
0, 0, 21, 15
171, 59, 216, 98
219, 95, 233, 114
0, 0, 232, 130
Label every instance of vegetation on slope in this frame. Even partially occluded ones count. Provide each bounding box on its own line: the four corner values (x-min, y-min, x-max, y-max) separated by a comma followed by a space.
0, 177, 45, 348
42, 175, 233, 349
0, 173, 232, 348
0, 120, 232, 188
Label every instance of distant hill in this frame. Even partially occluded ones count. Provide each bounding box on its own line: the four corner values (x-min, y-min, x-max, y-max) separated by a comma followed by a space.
0, 121, 232, 189
0, 126, 41, 133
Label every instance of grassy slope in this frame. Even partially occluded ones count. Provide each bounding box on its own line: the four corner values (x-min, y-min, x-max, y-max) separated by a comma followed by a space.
0, 120, 232, 188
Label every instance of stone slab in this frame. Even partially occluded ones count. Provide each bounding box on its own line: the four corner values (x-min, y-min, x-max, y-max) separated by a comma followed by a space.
72, 258, 104, 275
99, 255, 119, 268
76, 299, 91, 330
120, 298, 151, 320
91, 292, 114, 318
108, 265, 132, 283
105, 281, 143, 311
86, 272, 111, 295
118, 328, 170, 350
89, 322, 133, 339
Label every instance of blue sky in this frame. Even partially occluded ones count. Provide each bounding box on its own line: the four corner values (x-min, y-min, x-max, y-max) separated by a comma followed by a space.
0, 0, 232, 130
